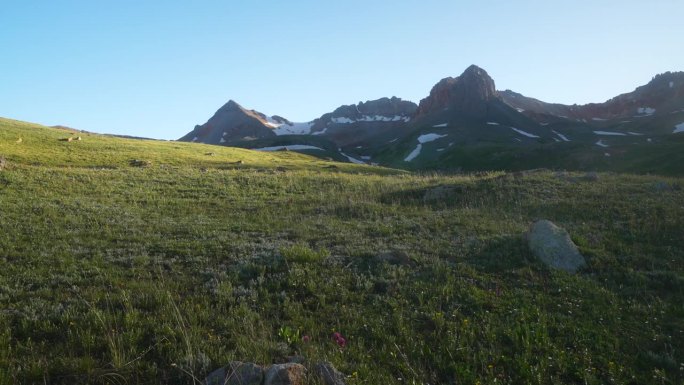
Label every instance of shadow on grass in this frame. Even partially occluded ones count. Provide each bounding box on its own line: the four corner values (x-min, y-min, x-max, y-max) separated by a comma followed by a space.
464, 235, 534, 273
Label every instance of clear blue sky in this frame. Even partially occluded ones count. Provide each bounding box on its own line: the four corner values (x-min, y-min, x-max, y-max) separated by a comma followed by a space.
1, 1, 682, 140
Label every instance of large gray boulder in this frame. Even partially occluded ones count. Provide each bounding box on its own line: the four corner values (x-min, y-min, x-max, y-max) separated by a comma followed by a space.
264, 363, 306, 385
314, 361, 347, 385
527, 220, 586, 273
204, 361, 264, 385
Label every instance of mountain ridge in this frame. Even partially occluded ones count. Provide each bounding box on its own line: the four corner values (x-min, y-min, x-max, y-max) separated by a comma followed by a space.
179, 66, 684, 171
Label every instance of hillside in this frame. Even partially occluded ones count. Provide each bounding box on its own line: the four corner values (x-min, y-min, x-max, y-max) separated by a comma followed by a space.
1, 118, 683, 384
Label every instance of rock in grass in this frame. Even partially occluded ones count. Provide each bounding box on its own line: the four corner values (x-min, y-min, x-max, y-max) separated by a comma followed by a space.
314, 361, 347, 385
527, 220, 586, 273
375, 250, 414, 266
204, 361, 264, 385
423, 185, 455, 202
0, 156, 5, 171
582, 171, 599, 181
264, 363, 306, 385
129, 159, 152, 167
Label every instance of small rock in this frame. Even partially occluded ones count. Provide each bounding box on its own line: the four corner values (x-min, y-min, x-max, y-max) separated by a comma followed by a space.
264, 363, 306, 385
375, 250, 414, 266
15, 138, 22, 144
423, 185, 454, 202
0, 156, 5, 171
653, 181, 672, 192
205, 152, 215, 156
527, 220, 586, 273
582, 172, 599, 181
314, 361, 347, 385
129, 159, 152, 167
204, 361, 264, 385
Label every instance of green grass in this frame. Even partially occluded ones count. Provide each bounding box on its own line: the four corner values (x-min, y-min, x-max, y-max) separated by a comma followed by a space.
0, 118, 683, 384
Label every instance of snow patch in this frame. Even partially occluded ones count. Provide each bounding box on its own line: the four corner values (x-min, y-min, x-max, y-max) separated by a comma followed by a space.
670, 81, 674, 88
636, 107, 656, 116
360, 156, 371, 160
219, 138, 226, 143
674, 122, 684, 134
594, 131, 626, 136
540, 122, 549, 126
331, 117, 354, 124
417, 133, 448, 143
516, 108, 525, 113
604, 153, 611, 157
595, 140, 609, 148
627, 132, 643, 136
269, 120, 314, 135
436, 148, 445, 152
404, 144, 422, 162
388, 138, 398, 143
254, 145, 324, 151
331, 115, 410, 124
192, 137, 198, 142
340, 152, 365, 164
486, 122, 499, 126
552, 130, 570, 142
311, 127, 328, 136
433, 123, 448, 128
592, 117, 607, 121
510, 127, 540, 138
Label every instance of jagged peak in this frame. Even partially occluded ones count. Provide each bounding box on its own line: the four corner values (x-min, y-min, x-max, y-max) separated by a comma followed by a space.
416, 65, 498, 117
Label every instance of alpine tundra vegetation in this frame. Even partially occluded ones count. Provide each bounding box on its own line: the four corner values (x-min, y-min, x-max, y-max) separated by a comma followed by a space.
0, 117, 683, 384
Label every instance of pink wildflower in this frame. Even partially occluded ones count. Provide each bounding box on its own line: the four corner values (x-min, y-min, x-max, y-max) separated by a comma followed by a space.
332, 332, 347, 348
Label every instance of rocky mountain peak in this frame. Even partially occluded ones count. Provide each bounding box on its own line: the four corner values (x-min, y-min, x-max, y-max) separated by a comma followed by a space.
416, 65, 498, 118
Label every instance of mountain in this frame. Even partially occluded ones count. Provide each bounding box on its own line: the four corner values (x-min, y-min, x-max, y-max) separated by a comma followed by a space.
416, 64, 497, 118
500, 71, 684, 121
180, 66, 684, 173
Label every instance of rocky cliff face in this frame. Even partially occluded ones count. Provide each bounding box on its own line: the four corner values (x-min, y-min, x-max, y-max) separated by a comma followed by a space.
416, 65, 498, 119
309, 97, 417, 134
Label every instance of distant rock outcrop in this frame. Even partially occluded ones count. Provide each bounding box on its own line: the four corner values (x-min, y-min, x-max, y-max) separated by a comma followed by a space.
527, 220, 586, 273
416, 65, 498, 119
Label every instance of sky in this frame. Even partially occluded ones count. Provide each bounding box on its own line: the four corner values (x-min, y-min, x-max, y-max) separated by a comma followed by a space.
1, 1, 683, 140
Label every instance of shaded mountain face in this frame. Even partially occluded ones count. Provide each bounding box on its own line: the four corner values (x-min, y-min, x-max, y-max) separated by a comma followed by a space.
307, 97, 417, 147
179, 100, 277, 144
416, 65, 498, 119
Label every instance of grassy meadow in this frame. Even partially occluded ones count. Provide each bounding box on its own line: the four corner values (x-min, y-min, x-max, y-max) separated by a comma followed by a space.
0, 118, 683, 384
